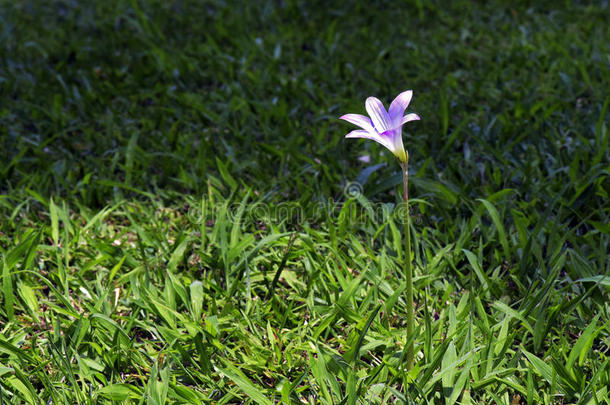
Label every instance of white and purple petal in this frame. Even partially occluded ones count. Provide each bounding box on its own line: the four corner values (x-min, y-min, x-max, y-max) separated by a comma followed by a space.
388, 90, 413, 127
365, 97, 392, 132
344, 129, 374, 139
401, 113, 420, 125
380, 127, 407, 162
339, 114, 375, 132
345, 129, 393, 152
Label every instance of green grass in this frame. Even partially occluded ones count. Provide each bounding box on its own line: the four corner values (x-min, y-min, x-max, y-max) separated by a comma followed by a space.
1, 0, 609, 403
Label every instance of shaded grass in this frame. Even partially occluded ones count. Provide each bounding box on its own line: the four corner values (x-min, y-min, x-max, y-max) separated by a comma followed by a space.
1, 0, 609, 403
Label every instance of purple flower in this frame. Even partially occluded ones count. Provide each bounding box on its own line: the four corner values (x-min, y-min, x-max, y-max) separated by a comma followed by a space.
340, 90, 420, 163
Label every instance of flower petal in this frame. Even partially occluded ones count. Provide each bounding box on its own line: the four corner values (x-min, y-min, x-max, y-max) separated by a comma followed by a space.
401, 113, 420, 125
365, 97, 392, 132
345, 129, 374, 139
339, 114, 375, 132
345, 129, 393, 151
388, 90, 413, 126
380, 128, 407, 162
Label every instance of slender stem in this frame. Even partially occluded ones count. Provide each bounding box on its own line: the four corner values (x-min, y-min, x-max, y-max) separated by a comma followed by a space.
401, 160, 414, 371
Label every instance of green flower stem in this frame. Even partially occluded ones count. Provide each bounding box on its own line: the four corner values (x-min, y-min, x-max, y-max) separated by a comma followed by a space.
401, 160, 414, 371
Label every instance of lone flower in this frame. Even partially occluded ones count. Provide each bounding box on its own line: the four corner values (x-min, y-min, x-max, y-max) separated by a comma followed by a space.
340, 90, 420, 163
341, 90, 421, 371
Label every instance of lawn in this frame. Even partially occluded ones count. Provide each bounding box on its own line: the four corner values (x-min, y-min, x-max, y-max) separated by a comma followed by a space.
1, 0, 609, 403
